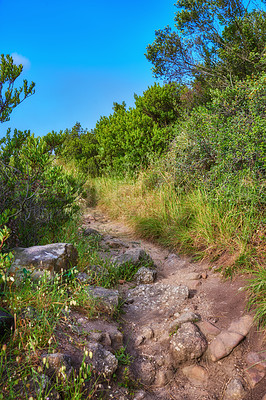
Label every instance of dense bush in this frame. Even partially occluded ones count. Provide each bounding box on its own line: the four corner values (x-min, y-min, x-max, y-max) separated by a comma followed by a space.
0, 129, 84, 247
169, 74, 266, 197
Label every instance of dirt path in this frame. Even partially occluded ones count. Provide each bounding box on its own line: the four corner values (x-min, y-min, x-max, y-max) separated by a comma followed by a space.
82, 207, 266, 400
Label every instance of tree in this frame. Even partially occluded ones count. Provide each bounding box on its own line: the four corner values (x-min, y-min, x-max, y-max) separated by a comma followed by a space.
145, 0, 266, 87
134, 82, 182, 127
0, 54, 35, 122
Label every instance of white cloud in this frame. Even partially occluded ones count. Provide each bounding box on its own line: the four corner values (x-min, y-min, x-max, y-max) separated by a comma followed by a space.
11, 53, 31, 70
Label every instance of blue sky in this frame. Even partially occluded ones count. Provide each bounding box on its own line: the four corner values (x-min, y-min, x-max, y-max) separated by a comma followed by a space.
0, 0, 176, 138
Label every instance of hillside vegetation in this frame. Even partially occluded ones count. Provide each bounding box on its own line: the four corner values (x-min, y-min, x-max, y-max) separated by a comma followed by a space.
0, 1, 265, 398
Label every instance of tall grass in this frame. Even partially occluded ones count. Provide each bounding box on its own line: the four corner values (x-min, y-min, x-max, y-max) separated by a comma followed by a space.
93, 173, 263, 272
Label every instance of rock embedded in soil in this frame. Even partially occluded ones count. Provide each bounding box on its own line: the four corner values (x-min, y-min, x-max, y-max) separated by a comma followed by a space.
170, 322, 208, 366
112, 248, 153, 267
85, 286, 119, 314
133, 390, 146, 400
155, 368, 174, 387
224, 377, 246, 399
197, 320, 221, 338
245, 351, 266, 388
134, 357, 156, 385
73, 316, 123, 350
209, 315, 253, 362
127, 283, 189, 313
186, 272, 202, 280
85, 342, 118, 377
169, 312, 201, 334
10, 243, 78, 283
102, 236, 129, 249
76, 271, 91, 283
83, 227, 102, 237
182, 365, 209, 386
135, 266, 157, 284
42, 353, 73, 381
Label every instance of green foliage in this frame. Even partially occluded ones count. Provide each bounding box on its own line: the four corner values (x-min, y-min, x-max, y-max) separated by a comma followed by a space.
94, 85, 179, 174
54, 84, 182, 176
0, 270, 101, 399
0, 129, 84, 247
170, 73, 266, 197
145, 1, 266, 86
246, 267, 266, 327
0, 54, 35, 122
61, 122, 99, 175
44, 123, 99, 176
134, 82, 182, 127
0, 220, 13, 286
115, 347, 132, 366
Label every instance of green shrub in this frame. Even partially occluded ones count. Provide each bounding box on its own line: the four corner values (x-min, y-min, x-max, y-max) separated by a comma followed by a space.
0, 129, 85, 247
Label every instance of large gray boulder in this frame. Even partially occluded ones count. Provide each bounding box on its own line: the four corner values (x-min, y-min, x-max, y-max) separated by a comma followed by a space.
10, 243, 78, 283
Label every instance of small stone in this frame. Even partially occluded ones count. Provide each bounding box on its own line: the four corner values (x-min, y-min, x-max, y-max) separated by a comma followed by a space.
76, 272, 90, 283
85, 286, 119, 314
142, 326, 154, 340
42, 353, 73, 381
155, 368, 174, 387
103, 238, 129, 248
190, 281, 202, 290
228, 315, 253, 336
201, 271, 208, 279
224, 378, 246, 399
245, 352, 266, 389
83, 227, 102, 237
133, 390, 146, 400
135, 359, 156, 385
169, 312, 201, 335
112, 248, 153, 267
186, 272, 202, 280
103, 332, 112, 347
246, 351, 266, 369
245, 367, 265, 388
135, 267, 156, 284
136, 336, 145, 346
85, 343, 118, 377
182, 365, 208, 386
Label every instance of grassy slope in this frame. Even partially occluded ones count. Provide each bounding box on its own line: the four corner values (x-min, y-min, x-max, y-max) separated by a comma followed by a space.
91, 174, 265, 325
